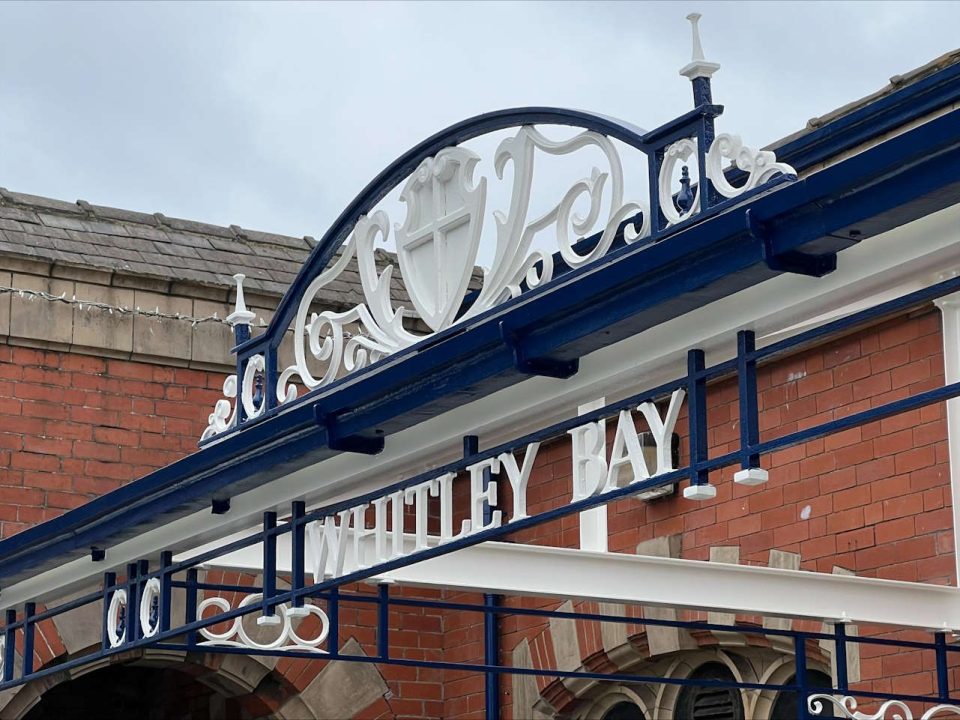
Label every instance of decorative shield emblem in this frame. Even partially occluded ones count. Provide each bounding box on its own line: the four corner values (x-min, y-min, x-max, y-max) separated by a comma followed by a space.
395, 147, 486, 333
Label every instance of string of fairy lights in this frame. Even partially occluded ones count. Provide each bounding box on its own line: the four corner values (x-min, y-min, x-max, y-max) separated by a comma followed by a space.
0, 284, 270, 327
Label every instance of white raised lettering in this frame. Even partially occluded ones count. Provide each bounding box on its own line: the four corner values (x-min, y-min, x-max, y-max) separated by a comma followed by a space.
602, 410, 650, 492
499, 442, 540, 522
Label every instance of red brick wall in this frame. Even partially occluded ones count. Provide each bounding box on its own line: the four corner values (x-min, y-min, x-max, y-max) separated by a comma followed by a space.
0, 345, 224, 538
1, 305, 954, 718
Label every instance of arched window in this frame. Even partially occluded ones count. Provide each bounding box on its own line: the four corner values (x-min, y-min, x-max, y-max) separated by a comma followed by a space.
601, 700, 647, 720
674, 662, 744, 720
770, 670, 834, 719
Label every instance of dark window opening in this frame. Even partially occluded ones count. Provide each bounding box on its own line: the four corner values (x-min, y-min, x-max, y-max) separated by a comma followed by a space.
770, 670, 835, 719
602, 700, 647, 720
675, 662, 745, 720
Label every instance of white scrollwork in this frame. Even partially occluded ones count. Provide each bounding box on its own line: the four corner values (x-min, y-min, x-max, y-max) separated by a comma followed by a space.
273, 126, 649, 407
197, 593, 329, 653
201, 374, 238, 441
706, 133, 795, 199
809, 695, 960, 719
202, 122, 793, 438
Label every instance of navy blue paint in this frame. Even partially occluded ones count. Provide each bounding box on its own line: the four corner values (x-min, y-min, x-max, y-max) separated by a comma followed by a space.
126, 562, 139, 644
737, 331, 760, 470
2, 610, 14, 683
377, 584, 390, 661
937, 631, 950, 700
834, 623, 849, 693
1, 76, 959, 594
794, 634, 809, 720
328, 587, 339, 654
687, 350, 709, 488
185, 568, 198, 649
21, 603, 34, 677
290, 501, 306, 610
262, 512, 278, 621
160, 551, 173, 634
211, 498, 231, 515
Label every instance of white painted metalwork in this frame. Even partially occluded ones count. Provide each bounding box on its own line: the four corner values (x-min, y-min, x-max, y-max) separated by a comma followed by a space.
201, 123, 793, 436
679, 13, 720, 81
139, 577, 161, 639
196, 593, 329, 653
106, 588, 127, 648
808, 695, 960, 719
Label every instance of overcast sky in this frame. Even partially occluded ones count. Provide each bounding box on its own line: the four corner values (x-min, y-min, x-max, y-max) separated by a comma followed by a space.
1, 1, 958, 242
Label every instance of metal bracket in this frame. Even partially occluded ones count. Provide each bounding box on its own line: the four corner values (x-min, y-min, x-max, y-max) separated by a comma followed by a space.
748, 208, 837, 278
499, 322, 579, 379
315, 407, 385, 455
211, 498, 231, 515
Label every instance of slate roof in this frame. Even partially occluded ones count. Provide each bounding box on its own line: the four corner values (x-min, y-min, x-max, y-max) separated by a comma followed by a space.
0, 189, 373, 310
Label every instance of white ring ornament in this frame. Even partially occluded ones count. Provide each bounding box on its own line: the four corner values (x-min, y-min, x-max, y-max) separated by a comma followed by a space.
138, 578, 161, 639
197, 593, 329, 653
240, 354, 266, 421
106, 588, 128, 648
658, 138, 701, 226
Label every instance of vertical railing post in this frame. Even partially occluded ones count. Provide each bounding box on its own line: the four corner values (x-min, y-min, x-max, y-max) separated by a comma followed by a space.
21, 603, 35, 678
159, 551, 173, 634
795, 633, 809, 720
377, 583, 389, 661
834, 623, 849, 693
3, 609, 15, 683
259, 511, 280, 626
126, 562, 139, 644
936, 631, 950, 701
290, 501, 306, 613
734, 330, 768, 487
683, 349, 715, 499
328, 587, 339, 657
737, 331, 760, 466
647, 148, 665, 237
185, 568, 198, 649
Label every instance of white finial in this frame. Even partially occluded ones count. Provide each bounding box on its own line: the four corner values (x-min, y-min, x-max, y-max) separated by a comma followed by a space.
679, 12, 721, 81
226, 273, 256, 327
688, 13, 705, 61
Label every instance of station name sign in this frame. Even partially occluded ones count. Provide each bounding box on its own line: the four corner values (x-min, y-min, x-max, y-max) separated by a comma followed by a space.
308, 390, 686, 579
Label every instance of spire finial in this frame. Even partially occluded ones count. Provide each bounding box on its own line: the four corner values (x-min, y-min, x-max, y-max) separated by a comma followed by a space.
687, 13, 705, 61
679, 12, 721, 81
226, 273, 256, 327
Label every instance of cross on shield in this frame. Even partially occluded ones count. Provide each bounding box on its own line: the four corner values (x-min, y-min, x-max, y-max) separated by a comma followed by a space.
395, 147, 486, 333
